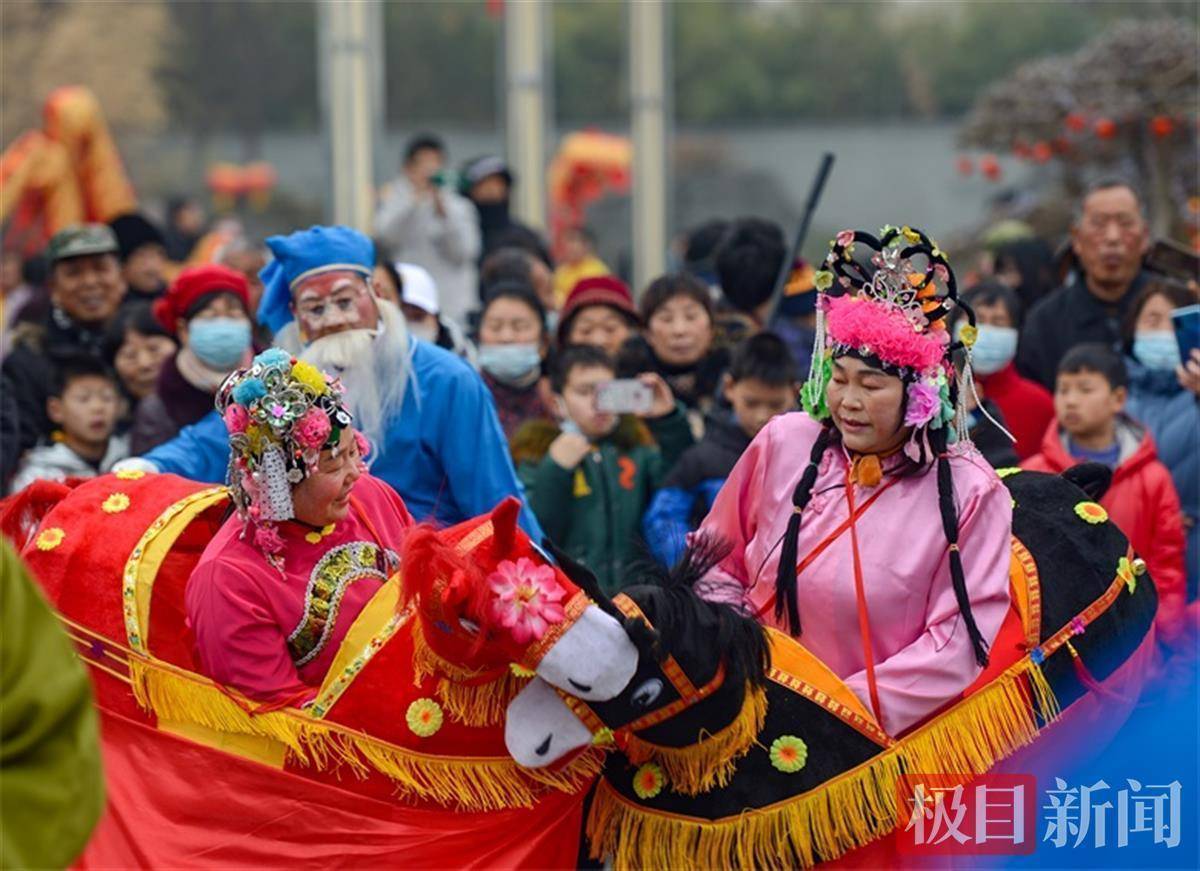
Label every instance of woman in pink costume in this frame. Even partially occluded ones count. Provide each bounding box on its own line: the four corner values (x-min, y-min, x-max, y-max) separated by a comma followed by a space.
697, 226, 1013, 737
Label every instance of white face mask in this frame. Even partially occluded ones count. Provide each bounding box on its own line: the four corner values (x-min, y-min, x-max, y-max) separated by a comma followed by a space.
408, 320, 438, 343
967, 325, 1018, 375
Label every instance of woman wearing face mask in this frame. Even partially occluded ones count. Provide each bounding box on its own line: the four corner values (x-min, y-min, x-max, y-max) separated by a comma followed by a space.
695, 227, 1013, 738
953, 281, 1053, 461
1123, 279, 1200, 596
130, 265, 255, 454
476, 281, 555, 440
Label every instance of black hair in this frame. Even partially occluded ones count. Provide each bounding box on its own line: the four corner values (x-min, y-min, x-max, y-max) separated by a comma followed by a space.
1058, 342, 1129, 390
21, 253, 49, 288
551, 343, 615, 393
488, 225, 554, 268
956, 280, 1023, 331
182, 290, 249, 323
480, 280, 547, 337
639, 273, 715, 325
992, 238, 1055, 309
684, 219, 730, 266
771, 225, 990, 667
403, 132, 445, 164
102, 302, 174, 365
50, 353, 117, 398
1073, 175, 1146, 224
727, 331, 796, 387
1120, 278, 1198, 346
715, 217, 786, 314
480, 247, 538, 294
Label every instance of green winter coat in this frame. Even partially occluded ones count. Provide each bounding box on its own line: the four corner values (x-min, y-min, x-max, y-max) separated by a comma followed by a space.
513, 406, 694, 596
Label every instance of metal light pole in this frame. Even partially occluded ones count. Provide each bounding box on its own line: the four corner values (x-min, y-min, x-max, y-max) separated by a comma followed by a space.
319, 0, 380, 231
504, 1, 548, 230
629, 0, 668, 290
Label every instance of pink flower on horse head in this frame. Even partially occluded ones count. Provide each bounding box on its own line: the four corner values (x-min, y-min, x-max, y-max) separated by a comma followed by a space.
487, 558, 566, 644
836, 229, 855, 248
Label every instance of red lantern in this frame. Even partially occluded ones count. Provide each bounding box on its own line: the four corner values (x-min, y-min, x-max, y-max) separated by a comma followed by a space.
1065, 113, 1087, 133
956, 156, 974, 177
980, 154, 1002, 182
1032, 142, 1053, 163
1012, 141, 1031, 160
1094, 118, 1117, 139
1150, 115, 1175, 138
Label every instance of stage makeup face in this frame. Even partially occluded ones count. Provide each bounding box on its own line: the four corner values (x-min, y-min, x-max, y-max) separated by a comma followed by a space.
291, 270, 380, 343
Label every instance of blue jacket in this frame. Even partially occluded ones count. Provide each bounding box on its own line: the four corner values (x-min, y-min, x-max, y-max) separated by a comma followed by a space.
643, 412, 750, 567
1125, 358, 1199, 594
143, 340, 544, 539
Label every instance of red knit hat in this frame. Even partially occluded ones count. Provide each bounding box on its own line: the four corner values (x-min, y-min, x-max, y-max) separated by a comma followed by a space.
153, 263, 250, 333
557, 275, 639, 344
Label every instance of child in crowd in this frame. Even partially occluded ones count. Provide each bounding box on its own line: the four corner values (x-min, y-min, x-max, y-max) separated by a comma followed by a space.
1023, 343, 1186, 644
643, 332, 797, 566
553, 226, 609, 307
511, 344, 693, 595
10, 356, 128, 492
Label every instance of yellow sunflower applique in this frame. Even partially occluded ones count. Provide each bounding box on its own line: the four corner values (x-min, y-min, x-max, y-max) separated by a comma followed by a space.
102, 492, 131, 514
769, 735, 809, 773
1074, 501, 1108, 525
304, 523, 336, 545
405, 698, 443, 737
35, 527, 66, 551
115, 468, 146, 481
632, 763, 665, 799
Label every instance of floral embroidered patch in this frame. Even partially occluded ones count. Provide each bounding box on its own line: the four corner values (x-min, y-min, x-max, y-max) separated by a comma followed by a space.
632, 763, 665, 799
102, 492, 131, 514
1074, 501, 1108, 524
406, 698, 443, 737
35, 527, 65, 551
769, 735, 809, 773
115, 468, 146, 480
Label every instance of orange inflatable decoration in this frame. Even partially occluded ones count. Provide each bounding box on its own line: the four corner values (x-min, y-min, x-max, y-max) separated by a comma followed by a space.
548, 130, 631, 259
1, 87, 137, 256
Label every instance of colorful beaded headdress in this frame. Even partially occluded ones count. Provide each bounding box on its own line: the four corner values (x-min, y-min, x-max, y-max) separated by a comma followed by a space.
800, 225, 988, 443
216, 349, 359, 565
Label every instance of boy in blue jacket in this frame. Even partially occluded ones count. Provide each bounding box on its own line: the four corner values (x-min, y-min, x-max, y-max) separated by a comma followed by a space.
643, 332, 798, 566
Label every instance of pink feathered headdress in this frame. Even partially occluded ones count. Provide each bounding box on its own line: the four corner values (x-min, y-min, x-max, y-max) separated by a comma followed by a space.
824, 295, 949, 372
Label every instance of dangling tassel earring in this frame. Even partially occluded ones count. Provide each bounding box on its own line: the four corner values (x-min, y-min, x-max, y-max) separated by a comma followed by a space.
962, 355, 1016, 445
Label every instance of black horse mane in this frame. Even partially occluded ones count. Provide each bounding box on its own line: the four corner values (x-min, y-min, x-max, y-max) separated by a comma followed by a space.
545, 537, 770, 691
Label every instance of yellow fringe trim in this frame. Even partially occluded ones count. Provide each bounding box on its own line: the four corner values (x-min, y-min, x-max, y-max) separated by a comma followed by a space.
410, 622, 532, 726
622, 683, 767, 796
588, 659, 1059, 870
129, 656, 600, 811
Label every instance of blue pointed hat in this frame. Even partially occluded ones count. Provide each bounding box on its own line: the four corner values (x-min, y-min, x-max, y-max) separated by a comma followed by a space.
257, 225, 375, 333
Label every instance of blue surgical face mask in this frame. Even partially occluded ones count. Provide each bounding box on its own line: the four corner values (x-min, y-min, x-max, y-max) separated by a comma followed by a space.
1132, 331, 1181, 371
478, 342, 542, 384
969, 325, 1018, 375
189, 317, 252, 370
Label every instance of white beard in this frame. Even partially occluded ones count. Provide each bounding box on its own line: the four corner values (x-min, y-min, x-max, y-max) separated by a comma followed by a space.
275, 300, 413, 451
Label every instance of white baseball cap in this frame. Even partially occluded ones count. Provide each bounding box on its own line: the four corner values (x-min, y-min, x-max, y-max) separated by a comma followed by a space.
395, 262, 440, 315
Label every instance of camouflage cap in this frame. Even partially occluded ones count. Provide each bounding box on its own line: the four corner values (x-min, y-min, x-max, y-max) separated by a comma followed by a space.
46, 224, 120, 265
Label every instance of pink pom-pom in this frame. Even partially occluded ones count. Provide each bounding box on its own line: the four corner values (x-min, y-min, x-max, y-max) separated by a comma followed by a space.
224, 405, 250, 434
825, 296, 945, 371
293, 407, 332, 451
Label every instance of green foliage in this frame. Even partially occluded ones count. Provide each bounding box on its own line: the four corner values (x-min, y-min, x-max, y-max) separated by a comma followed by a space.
159, 1, 318, 144
156, 0, 1198, 135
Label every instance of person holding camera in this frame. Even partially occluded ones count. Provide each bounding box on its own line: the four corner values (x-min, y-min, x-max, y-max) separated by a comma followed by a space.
510, 344, 693, 596
374, 133, 480, 326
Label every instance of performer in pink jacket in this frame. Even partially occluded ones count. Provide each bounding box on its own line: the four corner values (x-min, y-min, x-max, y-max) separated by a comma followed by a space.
696, 226, 1013, 737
